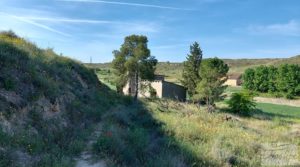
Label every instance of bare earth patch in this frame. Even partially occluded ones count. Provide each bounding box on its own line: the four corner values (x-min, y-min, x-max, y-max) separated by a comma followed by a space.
75, 124, 106, 167
254, 97, 300, 107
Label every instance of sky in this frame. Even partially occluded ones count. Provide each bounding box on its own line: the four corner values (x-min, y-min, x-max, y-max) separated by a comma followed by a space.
0, 0, 300, 63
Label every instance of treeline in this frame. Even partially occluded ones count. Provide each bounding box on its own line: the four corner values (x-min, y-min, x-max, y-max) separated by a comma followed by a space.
243, 64, 300, 98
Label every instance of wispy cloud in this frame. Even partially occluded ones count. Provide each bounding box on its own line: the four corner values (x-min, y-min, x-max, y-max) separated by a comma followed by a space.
57, 0, 192, 10
246, 20, 300, 36
0, 12, 71, 37
16, 16, 129, 25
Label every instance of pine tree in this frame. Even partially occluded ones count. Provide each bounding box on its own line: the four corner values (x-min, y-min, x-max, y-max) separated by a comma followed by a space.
195, 58, 229, 111
112, 35, 157, 100
181, 42, 203, 98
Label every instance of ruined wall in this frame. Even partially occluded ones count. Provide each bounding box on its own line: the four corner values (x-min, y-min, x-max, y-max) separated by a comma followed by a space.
138, 81, 163, 98
225, 79, 241, 87
162, 81, 186, 101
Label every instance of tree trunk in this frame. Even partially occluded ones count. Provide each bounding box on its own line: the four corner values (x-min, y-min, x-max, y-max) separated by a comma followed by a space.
134, 70, 139, 101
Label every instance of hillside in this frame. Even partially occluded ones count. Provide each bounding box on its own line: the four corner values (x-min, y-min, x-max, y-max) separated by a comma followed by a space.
1, 32, 300, 167
0, 32, 118, 166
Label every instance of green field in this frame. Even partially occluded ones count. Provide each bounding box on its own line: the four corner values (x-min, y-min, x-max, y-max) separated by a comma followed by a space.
256, 103, 300, 122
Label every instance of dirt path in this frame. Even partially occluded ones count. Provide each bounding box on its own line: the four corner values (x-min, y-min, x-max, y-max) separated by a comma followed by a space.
75, 124, 106, 167
254, 97, 300, 107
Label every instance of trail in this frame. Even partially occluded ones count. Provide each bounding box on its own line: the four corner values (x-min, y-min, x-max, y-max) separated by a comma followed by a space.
254, 97, 300, 107
75, 124, 106, 167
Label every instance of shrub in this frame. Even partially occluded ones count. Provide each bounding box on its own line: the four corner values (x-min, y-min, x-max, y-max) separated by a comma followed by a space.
0, 150, 14, 167
3, 77, 15, 91
227, 92, 256, 115
243, 64, 300, 98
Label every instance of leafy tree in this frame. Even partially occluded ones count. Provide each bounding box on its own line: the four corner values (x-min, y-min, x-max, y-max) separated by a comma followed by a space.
254, 66, 269, 92
112, 35, 157, 100
227, 92, 256, 116
243, 64, 300, 99
181, 42, 203, 97
112, 50, 127, 93
0, 30, 18, 38
277, 64, 300, 98
242, 68, 255, 90
195, 57, 229, 111
267, 66, 278, 93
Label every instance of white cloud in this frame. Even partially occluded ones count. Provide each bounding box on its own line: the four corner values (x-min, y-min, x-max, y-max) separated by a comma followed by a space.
15, 16, 132, 25
0, 12, 71, 37
57, 0, 192, 10
247, 20, 300, 36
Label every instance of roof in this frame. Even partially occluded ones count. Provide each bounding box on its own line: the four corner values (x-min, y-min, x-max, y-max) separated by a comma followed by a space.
154, 75, 165, 81
228, 74, 242, 79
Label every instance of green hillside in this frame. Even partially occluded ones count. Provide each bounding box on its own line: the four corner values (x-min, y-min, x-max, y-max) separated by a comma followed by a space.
0, 31, 119, 166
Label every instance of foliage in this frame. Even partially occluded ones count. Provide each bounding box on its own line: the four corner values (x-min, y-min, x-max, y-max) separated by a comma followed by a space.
112, 35, 157, 99
195, 57, 229, 111
181, 42, 203, 97
227, 92, 256, 115
242, 68, 255, 90
243, 64, 300, 98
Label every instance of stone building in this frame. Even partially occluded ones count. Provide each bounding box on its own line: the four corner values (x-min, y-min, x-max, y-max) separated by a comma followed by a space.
123, 75, 186, 101
224, 74, 242, 87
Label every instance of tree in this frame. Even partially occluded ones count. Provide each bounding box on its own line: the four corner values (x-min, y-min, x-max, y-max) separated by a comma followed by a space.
254, 66, 269, 92
112, 35, 157, 100
242, 68, 255, 90
267, 66, 278, 93
195, 57, 229, 111
227, 92, 256, 116
181, 42, 203, 98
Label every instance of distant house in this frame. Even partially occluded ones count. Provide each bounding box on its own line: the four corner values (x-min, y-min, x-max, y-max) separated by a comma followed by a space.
123, 75, 186, 101
224, 74, 242, 87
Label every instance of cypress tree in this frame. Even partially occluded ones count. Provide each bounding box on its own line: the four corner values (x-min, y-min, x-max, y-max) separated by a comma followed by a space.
181, 42, 203, 98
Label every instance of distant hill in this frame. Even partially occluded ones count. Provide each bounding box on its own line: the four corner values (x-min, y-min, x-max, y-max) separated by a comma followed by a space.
89, 55, 300, 83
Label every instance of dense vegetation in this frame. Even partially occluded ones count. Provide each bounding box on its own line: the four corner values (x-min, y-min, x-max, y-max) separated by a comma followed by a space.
243, 65, 300, 98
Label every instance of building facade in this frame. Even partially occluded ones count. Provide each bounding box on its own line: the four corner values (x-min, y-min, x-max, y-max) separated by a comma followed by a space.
123, 75, 186, 101
224, 74, 242, 87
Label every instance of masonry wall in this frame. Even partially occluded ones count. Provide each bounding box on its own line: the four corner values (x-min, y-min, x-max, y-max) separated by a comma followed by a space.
225, 79, 243, 87
138, 81, 163, 98
162, 81, 186, 101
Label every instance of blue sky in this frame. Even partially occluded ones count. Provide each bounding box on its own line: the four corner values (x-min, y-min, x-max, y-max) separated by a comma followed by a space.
0, 0, 300, 63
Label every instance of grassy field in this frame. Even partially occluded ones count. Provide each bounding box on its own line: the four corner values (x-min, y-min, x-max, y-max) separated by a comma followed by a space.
89, 77, 300, 167
92, 99, 300, 166
256, 103, 300, 123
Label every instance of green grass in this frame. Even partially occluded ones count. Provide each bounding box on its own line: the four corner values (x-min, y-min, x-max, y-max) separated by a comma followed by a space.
92, 99, 300, 167
256, 103, 300, 122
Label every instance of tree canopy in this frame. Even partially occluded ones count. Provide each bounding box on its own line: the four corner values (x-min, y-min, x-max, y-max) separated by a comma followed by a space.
112, 35, 157, 99
243, 64, 300, 99
195, 57, 229, 111
181, 42, 203, 97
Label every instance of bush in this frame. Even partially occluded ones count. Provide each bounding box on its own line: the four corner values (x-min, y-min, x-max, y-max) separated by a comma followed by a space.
0, 150, 14, 167
3, 77, 15, 91
227, 92, 256, 115
243, 64, 300, 98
